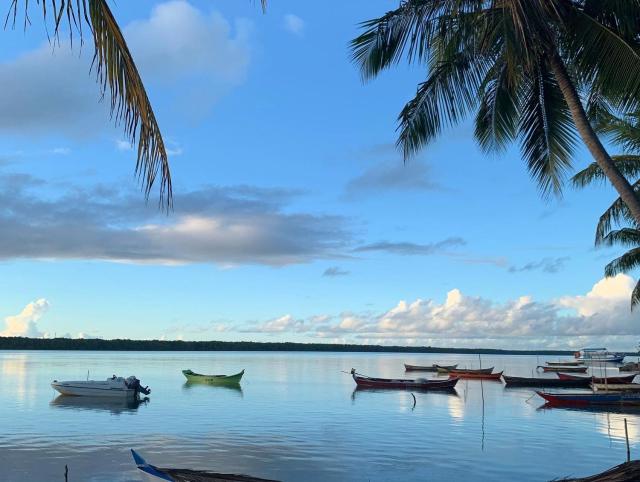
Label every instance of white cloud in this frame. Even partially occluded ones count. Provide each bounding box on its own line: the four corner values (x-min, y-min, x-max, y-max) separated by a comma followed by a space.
283, 14, 304, 35
239, 275, 640, 349
1, 299, 50, 337
116, 139, 133, 151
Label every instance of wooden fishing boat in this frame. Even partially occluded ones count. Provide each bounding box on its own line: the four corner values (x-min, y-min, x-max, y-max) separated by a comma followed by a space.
439, 366, 494, 375
448, 370, 502, 380
350, 369, 459, 390
404, 363, 457, 372
558, 460, 640, 482
537, 390, 640, 406
538, 365, 588, 373
502, 375, 591, 388
557, 373, 637, 384
182, 369, 244, 385
592, 383, 640, 392
546, 360, 584, 366
132, 449, 280, 482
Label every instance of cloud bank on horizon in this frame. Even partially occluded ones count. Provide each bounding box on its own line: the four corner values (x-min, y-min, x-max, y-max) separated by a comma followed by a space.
6, 275, 639, 350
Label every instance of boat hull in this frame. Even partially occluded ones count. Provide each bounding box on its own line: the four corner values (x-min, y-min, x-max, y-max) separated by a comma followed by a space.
502, 375, 591, 388
51, 382, 137, 398
404, 363, 457, 372
439, 366, 494, 375
546, 361, 583, 366
557, 373, 637, 384
577, 356, 625, 363
351, 370, 459, 390
537, 391, 640, 406
448, 371, 502, 380
182, 369, 244, 385
538, 366, 588, 373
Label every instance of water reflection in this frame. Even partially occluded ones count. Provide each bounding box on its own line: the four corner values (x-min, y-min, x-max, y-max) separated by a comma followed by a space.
350, 386, 459, 403
182, 381, 244, 397
50, 395, 149, 414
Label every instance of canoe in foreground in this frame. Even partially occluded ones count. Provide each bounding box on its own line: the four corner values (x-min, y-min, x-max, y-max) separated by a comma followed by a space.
350, 369, 459, 390
182, 369, 244, 384
404, 363, 457, 372
557, 460, 640, 482
448, 370, 502, 380
132, 449, 279, 482
557, 373, 637, 384
502, 375, 591, 388
538, 366, 588, 373
537, 391, 640, 406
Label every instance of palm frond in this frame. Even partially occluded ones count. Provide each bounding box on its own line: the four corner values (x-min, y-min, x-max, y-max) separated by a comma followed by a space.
572, 156, 640, 188
89, 0, 171, 208
475, 53, 520, 153
350, 0, 481, 80
604, 247, 640, 276
601, 227, 640, 248
632, 279, 640, 310
565, 8, 640, 113
517, 61, 577, 197
397, 50, 490, 158
595, 182, 640, 244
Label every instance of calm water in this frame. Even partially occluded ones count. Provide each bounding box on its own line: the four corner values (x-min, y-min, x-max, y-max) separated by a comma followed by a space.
1, 351, 639, 481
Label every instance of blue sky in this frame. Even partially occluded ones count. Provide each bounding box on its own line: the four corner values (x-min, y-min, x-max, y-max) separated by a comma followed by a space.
0, 0, 638, 350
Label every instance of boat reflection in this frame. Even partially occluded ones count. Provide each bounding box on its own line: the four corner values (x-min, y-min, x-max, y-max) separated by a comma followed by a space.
50, 395, 149, 414
350, 386, 459, 403
182, 381, 243, 397
537, 402, 640, 417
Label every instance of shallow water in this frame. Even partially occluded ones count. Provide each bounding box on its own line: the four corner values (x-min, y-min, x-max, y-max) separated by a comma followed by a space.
0, 351, 638, 481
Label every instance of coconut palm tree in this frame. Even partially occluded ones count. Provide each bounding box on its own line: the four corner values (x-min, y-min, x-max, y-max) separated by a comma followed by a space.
351, 1, 640, 225
573, 112, 640, 308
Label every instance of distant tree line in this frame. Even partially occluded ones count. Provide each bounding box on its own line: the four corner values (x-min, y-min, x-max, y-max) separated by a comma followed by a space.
0, 337, 581, 355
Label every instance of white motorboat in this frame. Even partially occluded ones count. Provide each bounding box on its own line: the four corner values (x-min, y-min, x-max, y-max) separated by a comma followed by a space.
51, 375, 150, 398
574, 348, 625, 363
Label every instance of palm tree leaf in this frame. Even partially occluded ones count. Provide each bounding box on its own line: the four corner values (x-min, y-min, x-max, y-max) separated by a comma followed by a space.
564, 7, 640, 113
517, 61, 577, 197
397, 50, 491, 158
601, 228, 640, 248
350, 1, 482, 81
632, 280, 640, 310
475, 52, 520, 153
572, 156, 640, 188
88, 0, 171, 208
604, 247, 640, 276
594, 183, 640, 244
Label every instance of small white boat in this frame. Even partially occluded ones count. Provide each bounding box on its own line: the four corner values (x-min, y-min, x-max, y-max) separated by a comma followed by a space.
575, 348, 625, 363
51, 375, 150, 398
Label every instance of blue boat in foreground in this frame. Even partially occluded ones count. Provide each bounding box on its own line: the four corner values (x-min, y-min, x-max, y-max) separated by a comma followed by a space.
131, 449, 280, 482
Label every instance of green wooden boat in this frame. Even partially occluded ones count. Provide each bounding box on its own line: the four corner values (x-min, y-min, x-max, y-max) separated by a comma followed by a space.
182, 369, 244, 385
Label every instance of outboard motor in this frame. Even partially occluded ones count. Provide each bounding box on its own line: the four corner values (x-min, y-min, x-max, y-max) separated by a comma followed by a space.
125, 376, 151, 396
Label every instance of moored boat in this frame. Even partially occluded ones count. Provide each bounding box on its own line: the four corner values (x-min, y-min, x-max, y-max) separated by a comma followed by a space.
592, 383, 640, 392
131, 449, 280, 482
182, 369, 244, 385
557, 373, 637, 384
502, 375, 591, 388
51, 375, 150, 398
448, 370, 502, 380
574, 348, 625, 363
546, 360, 584, 366
350, 369, 459, 390
538, 365, 588, 373
439, 366, 494, 375
537, 390, 640, 406
620, 362, 640, 372
404, 363, 457, 372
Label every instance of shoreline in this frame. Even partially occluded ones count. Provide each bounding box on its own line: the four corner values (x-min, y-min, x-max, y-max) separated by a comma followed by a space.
0, 336, 620, 355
